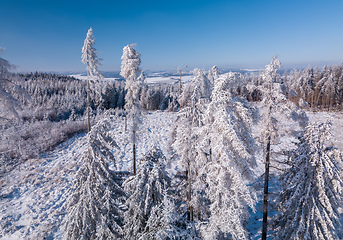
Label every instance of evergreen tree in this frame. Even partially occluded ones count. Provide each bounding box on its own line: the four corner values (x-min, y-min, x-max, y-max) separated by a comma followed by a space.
64, 117, 124, 239
179, 68, 212, 107
275, 122, 343, 240
201, 73, 257, 239
171, 85, 208, 222
81, 28, 103, 132
259, 57, 308, 240
120, 44, 142, 174
0, 48, 21, 120
138, 189, 181, 240
207, 65, 220, 84
123, 146, 171, 239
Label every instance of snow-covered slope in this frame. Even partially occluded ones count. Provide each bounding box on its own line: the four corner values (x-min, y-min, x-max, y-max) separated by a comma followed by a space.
0, 111, 176, 239
0, 109, 342, 239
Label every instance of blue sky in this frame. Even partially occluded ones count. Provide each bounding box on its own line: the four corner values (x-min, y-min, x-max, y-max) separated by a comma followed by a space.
1, 0, 343, 72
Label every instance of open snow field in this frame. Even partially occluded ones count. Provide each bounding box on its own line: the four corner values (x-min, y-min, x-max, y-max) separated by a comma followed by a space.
70, 74, 194, 85
0, 109, 342, 239
0, 111, 176, 239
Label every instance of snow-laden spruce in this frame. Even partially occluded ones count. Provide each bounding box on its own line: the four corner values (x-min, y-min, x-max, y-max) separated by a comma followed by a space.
275, 122, 343, 240
138, 189, 181, 240
120, 44, 143, 174
171, 83, 210, 223
0, 48, 27, 120
207, 65, 220, 84
201, 73, 257, 239
122, 146, 172, 239
172, 71, 258, 239
81, 28, 103, 131
179, 68, 212, 107
81, 28, 103, 83
258, 57, 309, 240
64, 117, 124, 239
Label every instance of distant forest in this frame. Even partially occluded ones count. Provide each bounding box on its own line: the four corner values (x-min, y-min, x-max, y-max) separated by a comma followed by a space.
1, 64, 343, 170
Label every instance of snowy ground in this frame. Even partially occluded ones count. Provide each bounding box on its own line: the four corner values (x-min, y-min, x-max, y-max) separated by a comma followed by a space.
307, 110, 343, 151
70, 73, 193, 85
69, 74, 119, 82
0, 111, 176, 239
0, 109, 342, 239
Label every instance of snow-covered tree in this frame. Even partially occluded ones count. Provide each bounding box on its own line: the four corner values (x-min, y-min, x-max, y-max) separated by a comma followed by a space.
123, 146, 171, 239
275, 122, 343, 240
82, 28, 103, 132
179, 68, 212, 107
207, 65, 220, 84
171, 85, 209, 222
201, 73, 257, 239
120, 44, 142, 174
138, 189, 181, 240
259, 57, 308, 240
0, 48, 21, 120
64, 117, 124, 239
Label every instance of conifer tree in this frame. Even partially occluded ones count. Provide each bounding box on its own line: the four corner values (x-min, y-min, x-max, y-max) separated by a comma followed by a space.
123, 146, 171, 239
207, 65, 220, 84
64, 117, 124, 239
0, 48, 21, 120
275, 122, 343, 240
259, 57, 308, 240
171, 85, 208, 222
201, 73, 257, 239
179, 68, 212, 107
81, 28, 103, 132
120, 44, 142, 174
138, 189, 181, 240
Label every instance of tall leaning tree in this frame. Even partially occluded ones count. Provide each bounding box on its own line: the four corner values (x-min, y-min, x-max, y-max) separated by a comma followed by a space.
120, 44, 142, 175
259, 57, 308, 240
81, 27, 103, 132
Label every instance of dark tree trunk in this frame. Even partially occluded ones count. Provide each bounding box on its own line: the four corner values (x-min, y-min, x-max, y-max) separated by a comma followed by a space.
133, 141, 136, 175
262, 135, 271, 240
186, 166, 193, 221
125, 114, 127, 131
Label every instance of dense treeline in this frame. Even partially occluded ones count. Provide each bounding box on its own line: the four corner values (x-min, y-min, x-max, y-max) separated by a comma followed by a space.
10, 72, 179, 119
230, 64, 343, 110
0, 71, 179, 167
2, 62, 343, 166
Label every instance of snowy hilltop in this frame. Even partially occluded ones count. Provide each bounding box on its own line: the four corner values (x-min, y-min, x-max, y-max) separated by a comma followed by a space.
1, 40, 343, 239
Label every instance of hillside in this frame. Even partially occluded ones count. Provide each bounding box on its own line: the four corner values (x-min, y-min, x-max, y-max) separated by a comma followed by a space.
0, 109, 342, 239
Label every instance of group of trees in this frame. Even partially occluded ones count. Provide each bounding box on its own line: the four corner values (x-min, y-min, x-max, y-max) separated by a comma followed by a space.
2, 27, 343, 239
225, 64, 343, 111
286, 65, 343, 110
65, 30, 343, 239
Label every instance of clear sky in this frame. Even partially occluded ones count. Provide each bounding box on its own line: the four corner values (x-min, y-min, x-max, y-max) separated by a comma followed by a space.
1, 0, 343, 72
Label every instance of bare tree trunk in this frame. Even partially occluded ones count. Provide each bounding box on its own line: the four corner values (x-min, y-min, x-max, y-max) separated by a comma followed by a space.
186, 160, 193, 221
262, 134, 271, 240
125, 115, 127, 131
133, 131, 136, 175
209, 139, 212, 162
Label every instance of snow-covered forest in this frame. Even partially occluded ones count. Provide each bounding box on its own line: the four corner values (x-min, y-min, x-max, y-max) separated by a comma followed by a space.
1, 34, 343, 239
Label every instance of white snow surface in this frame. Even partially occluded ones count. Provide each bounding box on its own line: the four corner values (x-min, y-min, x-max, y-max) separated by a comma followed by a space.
70, 74, 194, 84
0, 109, 342, 239
70, 74, 118, 82
145, 75, 193, 84
0, 111, 176, 239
